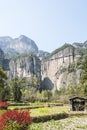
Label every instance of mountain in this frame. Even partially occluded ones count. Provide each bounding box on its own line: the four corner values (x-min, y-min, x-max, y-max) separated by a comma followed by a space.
73, 41, 87, 50
0, 35, 38, 56
37, 50, 50, 59
0, 35, 50, 58
41, 41, 87, 91
0, 38, 87, 91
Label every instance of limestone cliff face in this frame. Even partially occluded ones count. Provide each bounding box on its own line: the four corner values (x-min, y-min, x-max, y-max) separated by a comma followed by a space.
0, 48, 4, 66
0, 48, 41, 80
0, 49, 9, 70
41, 45, 82, 91
7, 55, 41, 80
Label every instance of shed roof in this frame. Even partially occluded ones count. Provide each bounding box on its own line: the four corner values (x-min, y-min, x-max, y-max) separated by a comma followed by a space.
69, 96, 87, 101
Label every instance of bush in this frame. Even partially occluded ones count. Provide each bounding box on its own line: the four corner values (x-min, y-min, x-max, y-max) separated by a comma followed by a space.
68, 63, 76, 73
0, 110, 32, 130
32, 113, 68, 123
0, 101, 8, 110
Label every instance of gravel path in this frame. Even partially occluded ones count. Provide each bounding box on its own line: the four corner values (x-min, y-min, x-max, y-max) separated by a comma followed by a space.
30, 116, 87, 130
59, 117, 87, 130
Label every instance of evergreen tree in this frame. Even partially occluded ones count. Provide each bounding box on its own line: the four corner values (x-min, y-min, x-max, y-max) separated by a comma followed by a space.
11, 78, 22, 102
80, 55, 87, 96
0, 66, 8, 101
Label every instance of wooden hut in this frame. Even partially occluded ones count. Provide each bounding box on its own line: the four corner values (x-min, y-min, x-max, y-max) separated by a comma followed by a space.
69, 96, 87, 111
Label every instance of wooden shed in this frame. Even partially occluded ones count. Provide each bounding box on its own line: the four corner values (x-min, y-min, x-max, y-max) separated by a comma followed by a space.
69, 96, 87, 111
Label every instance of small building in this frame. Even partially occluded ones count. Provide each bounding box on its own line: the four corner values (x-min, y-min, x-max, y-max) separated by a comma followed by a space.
69, 96, 87, 111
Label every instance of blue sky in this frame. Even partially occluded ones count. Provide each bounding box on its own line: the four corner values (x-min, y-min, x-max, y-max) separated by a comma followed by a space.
0, 0, 87, 52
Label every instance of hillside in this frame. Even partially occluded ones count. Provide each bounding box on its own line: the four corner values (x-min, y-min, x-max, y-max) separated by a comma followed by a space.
41, 42, 87, 91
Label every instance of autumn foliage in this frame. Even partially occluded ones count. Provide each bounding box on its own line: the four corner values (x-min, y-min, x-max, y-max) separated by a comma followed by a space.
0, 110, 32, 130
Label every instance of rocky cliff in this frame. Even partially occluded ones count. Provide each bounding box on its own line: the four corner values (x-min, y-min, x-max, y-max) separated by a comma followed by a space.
0, 49, 9, 71
0, 49, 41, 80
0, 48, 4, 67
8, 55, 41, 80
41, 44, 83, 91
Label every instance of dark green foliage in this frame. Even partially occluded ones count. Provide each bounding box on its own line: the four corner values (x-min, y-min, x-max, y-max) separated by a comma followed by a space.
13, 85, 22, 102
10, 76, 40, 102
0, 66, 8, 101
0, 66, 7, 88
43, 90, 52, 100
32, 113, 68, 123
68, 63, 76, 73
81, 55, 87, 82
29, 75, 40, 89
84, 84, 87, 96
76, 57, 83, 69
80, 55, 87, 96
11, 78, 22, 102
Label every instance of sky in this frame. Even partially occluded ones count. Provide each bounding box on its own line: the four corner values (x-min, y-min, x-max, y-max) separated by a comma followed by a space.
0, 0, 87, 52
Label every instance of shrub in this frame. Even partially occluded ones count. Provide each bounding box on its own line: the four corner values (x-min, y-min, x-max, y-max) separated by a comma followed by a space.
0, 101, 8, 110
0, 110, 32, 130
32, 113, 68, 123
68, 63, 76, 73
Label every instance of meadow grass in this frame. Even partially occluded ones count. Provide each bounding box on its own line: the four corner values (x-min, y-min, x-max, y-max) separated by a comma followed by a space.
30, 106, 69, 117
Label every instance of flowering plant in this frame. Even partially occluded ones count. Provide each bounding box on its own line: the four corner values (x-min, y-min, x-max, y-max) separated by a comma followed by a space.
0, 110, 32, 130
0, 101, 8, 110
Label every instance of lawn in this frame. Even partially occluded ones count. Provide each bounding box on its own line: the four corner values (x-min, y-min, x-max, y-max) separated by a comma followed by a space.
30, 106, 69, 117
0, 105, 69, 118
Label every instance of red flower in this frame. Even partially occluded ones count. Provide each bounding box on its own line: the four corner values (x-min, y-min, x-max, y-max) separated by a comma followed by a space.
0, 101, 8, 107
0, 110, 32, 130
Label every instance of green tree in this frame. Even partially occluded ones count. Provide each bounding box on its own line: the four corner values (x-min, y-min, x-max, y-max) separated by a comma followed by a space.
67, 84, 84, 97
0, 66, 8, 101
80, 55, 87, 96
43, 90, 52, 101
29, 75, 40, 89
11, 78, 22, 102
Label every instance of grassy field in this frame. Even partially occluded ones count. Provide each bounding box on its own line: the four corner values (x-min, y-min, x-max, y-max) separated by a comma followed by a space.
30, 106, 69, 117
0, 105, 69, 115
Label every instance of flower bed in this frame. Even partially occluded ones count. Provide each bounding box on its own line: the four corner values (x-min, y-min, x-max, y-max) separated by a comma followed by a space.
0, 110, 32, 130
0, 101, 8, 110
